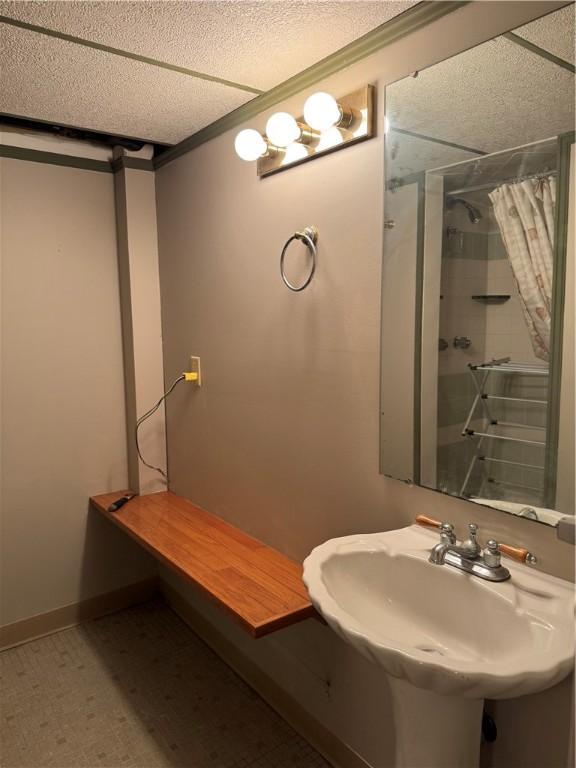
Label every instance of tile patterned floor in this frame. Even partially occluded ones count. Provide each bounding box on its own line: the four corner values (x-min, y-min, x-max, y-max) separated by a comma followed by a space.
0, 600, 331, 768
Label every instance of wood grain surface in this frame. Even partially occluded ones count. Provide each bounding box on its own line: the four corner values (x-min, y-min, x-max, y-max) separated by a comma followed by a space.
90, 491, 316, 637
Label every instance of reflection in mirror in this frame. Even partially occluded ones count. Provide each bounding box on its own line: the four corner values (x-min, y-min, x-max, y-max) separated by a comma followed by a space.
380, 6, 575, 527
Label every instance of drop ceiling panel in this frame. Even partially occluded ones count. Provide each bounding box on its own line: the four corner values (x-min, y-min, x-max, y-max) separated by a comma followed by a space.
387, 36, 575, 156
514, 4, 575, 64
0, 0, 418, 92
0, 24, 253, 144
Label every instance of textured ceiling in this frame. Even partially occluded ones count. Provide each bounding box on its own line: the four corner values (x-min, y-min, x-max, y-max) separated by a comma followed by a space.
0, 2, 573, 150
515, 4, 575, 64
386, 131, 478, 179
0, 0, 417, 144
0, 24, 253, 144
387, 10, 575, 177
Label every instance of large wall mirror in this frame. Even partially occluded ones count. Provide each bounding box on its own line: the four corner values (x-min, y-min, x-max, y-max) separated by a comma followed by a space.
380, 5, 575, 527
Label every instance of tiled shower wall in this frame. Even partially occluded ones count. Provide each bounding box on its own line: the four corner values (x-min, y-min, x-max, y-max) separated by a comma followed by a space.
437, 198, 547, 501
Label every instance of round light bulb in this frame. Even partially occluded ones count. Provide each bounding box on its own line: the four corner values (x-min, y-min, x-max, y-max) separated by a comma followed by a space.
281, 142, 310, 166
315, 126, 344, 152
234, 129, 267, 161
265, 112, 301, 148
303, 92, 342, 131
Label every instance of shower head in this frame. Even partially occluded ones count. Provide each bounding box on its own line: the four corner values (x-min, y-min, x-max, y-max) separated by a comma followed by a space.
447, 197, 482, 224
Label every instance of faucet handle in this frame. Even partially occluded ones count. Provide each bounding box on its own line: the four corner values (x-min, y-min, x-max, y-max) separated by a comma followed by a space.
457, 522, 481, 558
498, 542, 538, 565
439, 522, 456, 544
440, 522, 454, 532
467, 523, 480, 545
483, 539, 502, 569
466, 523, 478, 542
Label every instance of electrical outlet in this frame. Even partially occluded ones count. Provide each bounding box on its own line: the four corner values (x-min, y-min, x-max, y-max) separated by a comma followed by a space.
190, 356, 202, 386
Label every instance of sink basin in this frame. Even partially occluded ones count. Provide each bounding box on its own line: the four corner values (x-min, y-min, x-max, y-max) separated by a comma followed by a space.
304, 524, 574, 699
303, 524, 575, 767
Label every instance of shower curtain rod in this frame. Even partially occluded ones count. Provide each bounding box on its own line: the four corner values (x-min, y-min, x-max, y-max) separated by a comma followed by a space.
446, 168, 558, 196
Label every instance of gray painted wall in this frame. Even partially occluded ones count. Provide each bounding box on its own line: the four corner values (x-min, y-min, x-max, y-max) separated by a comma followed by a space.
155, 4, 574, 766
0, 157, 155, 627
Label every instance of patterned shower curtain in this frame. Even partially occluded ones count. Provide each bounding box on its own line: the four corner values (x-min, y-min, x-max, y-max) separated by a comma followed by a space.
489, 176, 555, 362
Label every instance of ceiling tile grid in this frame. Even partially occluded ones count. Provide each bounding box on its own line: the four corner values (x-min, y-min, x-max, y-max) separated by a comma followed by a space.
387, 35, 575, 157
386, 132, 479, 178
0, 1, 573, 150
0, 23, 253, 143
0, 0, 418, 91
514, 4, 575, 65
0, 0, 418, 144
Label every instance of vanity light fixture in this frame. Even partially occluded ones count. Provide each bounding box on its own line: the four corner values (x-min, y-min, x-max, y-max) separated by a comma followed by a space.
233, 84, 375, 177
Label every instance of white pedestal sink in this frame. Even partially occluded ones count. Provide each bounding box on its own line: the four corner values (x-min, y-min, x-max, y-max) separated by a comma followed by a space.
303, 525, 575, 768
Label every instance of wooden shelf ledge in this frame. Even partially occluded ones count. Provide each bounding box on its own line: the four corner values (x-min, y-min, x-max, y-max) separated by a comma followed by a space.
90, 491, 316, 637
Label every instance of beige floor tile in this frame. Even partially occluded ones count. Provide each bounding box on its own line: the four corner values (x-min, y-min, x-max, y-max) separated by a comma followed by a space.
0, 601, 331, 768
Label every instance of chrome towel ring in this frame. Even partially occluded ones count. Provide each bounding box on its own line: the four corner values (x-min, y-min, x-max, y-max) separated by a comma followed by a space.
280, 226, 318, 292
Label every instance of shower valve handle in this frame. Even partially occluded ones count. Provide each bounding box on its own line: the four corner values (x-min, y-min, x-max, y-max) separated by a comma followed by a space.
453, 336, 472, 349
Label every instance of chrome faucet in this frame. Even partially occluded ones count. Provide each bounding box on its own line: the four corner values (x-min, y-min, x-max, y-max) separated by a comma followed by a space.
430, 522, 480, 563
429, 522, 511, 582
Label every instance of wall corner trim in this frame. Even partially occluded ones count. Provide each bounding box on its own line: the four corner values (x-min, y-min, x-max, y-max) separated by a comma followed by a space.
0, 146, 155, 173
111, 155, 155, 173
153, 0, 469, 170
113, 163, 167, 494
0, 144, 112, 172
